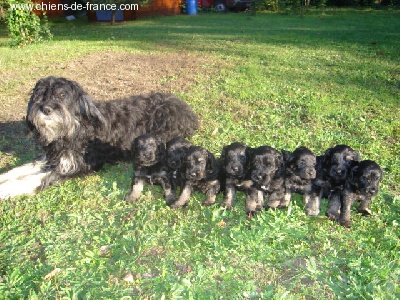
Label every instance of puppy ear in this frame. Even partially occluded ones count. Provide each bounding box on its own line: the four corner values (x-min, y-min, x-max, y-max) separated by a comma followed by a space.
282, 150, 293, 164
276, 154, 285, 177
220, 146, 227, 163
157, 140, 166, 160
207, 152, 217, 172
351, 150, 361, 162
245, 147, 254, 159
348, 165, 359, 184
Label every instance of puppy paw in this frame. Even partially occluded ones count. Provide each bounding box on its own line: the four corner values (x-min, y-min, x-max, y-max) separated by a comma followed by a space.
326, 211, 339, 221
358, 208, 372, 216
169, 201, 187, 209
220, 199, 233, 209
125, 193, 139, 204
339, 219, 352, 228
165, 196, 176, 206
305, 208, 320, 217
202, 200, 216, 207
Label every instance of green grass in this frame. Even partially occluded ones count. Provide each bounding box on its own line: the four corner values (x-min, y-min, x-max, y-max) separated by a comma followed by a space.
1, 9, 400, 299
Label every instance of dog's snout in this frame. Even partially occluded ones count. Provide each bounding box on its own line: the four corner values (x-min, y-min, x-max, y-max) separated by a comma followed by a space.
41, 105, 52, 116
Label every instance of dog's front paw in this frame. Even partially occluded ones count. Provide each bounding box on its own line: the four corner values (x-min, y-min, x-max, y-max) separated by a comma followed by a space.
305, 208, 320, 216
202, 198, 216, 206
169, 201, 187, 209
220, 200, 233, 209
358, 208, 372, 216
125, 192, 140, 204
326, 211, 339, 221
339, 218, 352, 228
165, 194, 176, 206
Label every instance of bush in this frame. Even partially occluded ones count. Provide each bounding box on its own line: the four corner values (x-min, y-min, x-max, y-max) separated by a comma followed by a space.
1, 0, 52, 46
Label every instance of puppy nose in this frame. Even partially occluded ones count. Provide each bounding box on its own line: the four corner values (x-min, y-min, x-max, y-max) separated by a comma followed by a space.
41, 106, 52, 115
232, 166, 239, 172
257, 175, 263, 180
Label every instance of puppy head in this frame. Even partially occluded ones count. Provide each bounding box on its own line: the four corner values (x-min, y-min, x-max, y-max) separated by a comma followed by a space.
250, 146, 283, 187
285, 147, 317, 180
185, 146, 214, 181
221, 142, 249, 178
323, 145, 360, 183
348, 160, 382, 196
26, 76, 105, 145
166, 136, 192, 170
132, 134, 165, 167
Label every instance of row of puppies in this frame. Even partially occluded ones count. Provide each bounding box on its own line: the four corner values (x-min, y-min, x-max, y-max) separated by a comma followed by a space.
125, 135, 383, 227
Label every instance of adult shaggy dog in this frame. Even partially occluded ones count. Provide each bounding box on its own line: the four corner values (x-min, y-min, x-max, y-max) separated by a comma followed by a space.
0, 76, 198, 198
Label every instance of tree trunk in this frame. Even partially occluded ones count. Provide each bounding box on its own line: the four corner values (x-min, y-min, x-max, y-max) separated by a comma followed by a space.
111, 9, 116, 25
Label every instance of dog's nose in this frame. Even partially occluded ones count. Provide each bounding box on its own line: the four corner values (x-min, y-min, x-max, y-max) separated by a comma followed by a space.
232, 166, 239, 172
41, 106, 52, 115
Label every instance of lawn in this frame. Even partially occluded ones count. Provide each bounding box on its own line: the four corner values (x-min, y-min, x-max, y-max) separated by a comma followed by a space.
0, 9, 399, 299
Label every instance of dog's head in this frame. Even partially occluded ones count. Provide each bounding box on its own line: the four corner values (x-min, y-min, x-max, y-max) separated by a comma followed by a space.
221, 142, 251, 178
284, 147, 317, 181
26, 76, 105, 146
166, 136, 192, 170
185, 146, 216, 181
322, 145, 361, 183
347, 160, 382, 196
250, 146, 284, 187
132, 134, 165, 167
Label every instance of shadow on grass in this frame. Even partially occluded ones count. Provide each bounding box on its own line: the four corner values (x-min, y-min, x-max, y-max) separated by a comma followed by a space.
0, 120, 41, 172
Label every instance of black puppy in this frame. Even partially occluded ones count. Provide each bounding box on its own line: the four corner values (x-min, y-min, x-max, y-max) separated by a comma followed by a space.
166, 136, 193, 194
247, 145, 285, 215
308, 144, 361, 217
331, 160, 382, 227
125, 134, 175, 205
281, 147, 317, 213
220, 142, 253, 209
169, 145, 221, 209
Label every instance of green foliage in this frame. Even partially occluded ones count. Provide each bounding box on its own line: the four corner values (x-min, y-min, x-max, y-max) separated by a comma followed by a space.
1, 0, 52, 46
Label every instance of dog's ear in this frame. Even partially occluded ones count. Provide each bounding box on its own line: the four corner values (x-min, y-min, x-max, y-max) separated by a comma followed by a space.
282, 150, 293, 164
276, 153, 285, 177
157, 139, 166, 161
130, 138, 138, 160
207, 152, 217, 173
245, 147, 254, 160
220, 145, 228, 164
79, 94, 107, 126
350, 150, 361, 162
348, 164, 359, 185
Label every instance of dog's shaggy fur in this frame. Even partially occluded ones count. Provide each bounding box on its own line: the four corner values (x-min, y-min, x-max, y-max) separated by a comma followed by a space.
320, 145, 361, 219
247, 146, 285, 214
169, 145, 221, 209
220, 142, 253, 209
125, 134, 175, 205
306, 145, 361, 217
281, 147, 317, 212
25, 76, 199, 192
166, 136, 193, 193
329, 160, 382, 227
